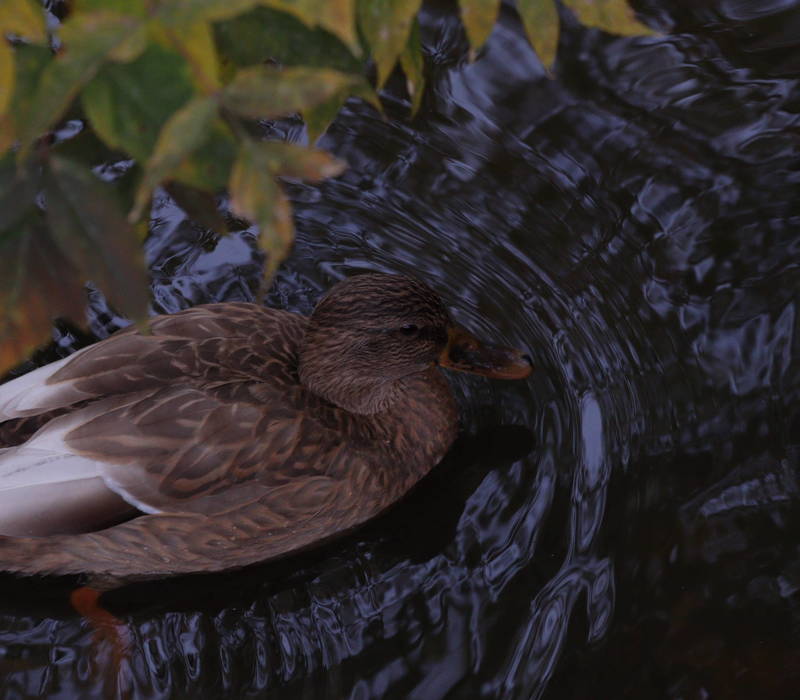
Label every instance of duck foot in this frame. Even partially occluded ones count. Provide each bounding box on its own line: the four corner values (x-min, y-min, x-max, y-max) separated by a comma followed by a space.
70, 586, 134, 698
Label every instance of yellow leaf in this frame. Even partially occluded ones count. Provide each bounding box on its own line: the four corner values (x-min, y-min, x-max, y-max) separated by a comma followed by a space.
302, 75, 379, 142
223, 65, 364, 119
357, 0, 422, 88
259, 141, 347, 180
229, 144, 295, 280
563, 0, 654, 36
161, 20, 221, 92
0, 0, 46, 43
0, 39, 12, 115
459, 0, 501, 50
108, 23, 148, 62
316, 0, 360, 57
516, 0, 559, 68
131, 95, 218, 221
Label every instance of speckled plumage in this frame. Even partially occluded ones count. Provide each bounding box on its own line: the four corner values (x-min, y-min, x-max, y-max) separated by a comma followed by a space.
0, 274, 529, 583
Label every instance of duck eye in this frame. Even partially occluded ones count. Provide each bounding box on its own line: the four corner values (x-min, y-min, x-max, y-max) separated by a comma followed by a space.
399, 324, 419, 336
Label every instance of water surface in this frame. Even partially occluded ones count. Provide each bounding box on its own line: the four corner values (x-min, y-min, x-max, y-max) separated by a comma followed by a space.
2, 1, 799, 697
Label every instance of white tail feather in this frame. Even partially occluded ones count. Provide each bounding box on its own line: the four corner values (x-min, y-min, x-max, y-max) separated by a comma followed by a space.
0, 353, 88, 420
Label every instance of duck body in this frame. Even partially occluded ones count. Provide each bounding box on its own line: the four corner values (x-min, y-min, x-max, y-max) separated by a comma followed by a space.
0, 274, 529, 582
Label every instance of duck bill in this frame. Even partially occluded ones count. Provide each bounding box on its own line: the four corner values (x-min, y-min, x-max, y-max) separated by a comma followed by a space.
438, 325, 533, 380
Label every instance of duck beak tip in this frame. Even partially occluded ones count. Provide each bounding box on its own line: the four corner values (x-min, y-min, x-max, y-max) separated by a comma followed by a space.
439, 325, 533, 380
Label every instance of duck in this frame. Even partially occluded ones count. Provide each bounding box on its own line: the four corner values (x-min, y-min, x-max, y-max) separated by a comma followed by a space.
0, 273, 531, 584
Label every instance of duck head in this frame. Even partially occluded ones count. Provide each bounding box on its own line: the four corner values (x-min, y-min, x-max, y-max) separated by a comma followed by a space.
298, 274, 532, 415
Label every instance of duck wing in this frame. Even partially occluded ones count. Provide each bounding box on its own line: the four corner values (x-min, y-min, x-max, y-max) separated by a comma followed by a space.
0, 302, 312, 536
0, 380, 341, 538
0, 303, 305, 423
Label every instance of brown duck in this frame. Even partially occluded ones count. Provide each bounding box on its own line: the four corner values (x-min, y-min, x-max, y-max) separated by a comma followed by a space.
0, 273, 531, 583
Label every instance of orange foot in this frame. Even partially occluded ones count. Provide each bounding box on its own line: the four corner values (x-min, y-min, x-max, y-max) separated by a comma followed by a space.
70, 586, 134, 698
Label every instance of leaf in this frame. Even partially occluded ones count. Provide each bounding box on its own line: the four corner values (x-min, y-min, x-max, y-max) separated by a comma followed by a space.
313, 0, 360, 57
0, 221, 87, 374
459, 0, 501, 50
74, 0, 147, 17
44, 155, 149, 320
0, 0, 46, 42
108, 24, 149, 62
150, 18, 221, 92
222, 65, 366, 119
131, 95, 218, 220
357, 0, 422, 88
256, 141, 347, 180
0, 39, 12, 115
229, 144, 294, 279
0, 113, 13, 156
164, 181, 227, 235
263, 0, 360, 56
4, 43, 48, 141
516, 0, 559, 68
399, 17, 424, 115
303, 94, 347, 144
172, 119, 237, 191
156, 0, 261, 27
0, 152, 36, 232
563, 0, 654, 36
303, 76, 379, 142
214, 6, 361, 73
20, 12, 144, 153
82, 42, 196, 163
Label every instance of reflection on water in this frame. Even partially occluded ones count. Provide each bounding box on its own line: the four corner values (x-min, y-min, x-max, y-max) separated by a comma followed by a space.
2, 0, 800, 697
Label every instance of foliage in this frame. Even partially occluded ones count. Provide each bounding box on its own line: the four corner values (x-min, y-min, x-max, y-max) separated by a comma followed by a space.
0, 0, 653, 372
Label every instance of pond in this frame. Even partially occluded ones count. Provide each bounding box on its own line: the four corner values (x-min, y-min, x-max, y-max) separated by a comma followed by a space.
1, 1, 799, 698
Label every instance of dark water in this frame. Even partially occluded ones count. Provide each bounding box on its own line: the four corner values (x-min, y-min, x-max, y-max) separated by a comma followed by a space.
2, 1, 800, 697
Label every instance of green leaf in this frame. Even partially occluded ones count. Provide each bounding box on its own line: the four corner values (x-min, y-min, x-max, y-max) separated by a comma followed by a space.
172, 119, 237, 191
516, 0, 559, 68
0, 151, 36, 232
82, 42, 196, 163
74, 0, 147, 17
263, 0, 360, 56
4, 43, 48, 140
357, 0, 422, 88
222, 65, 366, 119
20, 12, 144, 153
131, 95, 218, 220
44, 155, 149, 320
229, 143, 294, 279
0, 220, 88, 374
563, 0, 654, 36
0, 114, 13, 156
0, 39, 12, 115
214, 6, 361, 73
399, 17, 424, 115
0, 0, 46, 42
459, 0, 501, 50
